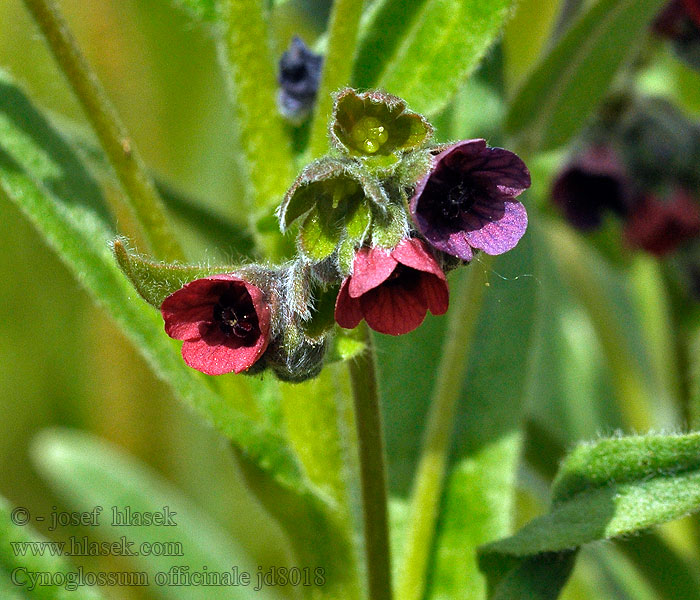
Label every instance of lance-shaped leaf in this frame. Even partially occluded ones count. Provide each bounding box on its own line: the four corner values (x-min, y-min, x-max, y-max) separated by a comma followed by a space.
370, 0, 514, 117
478, 432, 700, 600
505, 0, 667, 153
113, 239, 242, 307
330, 88, 433, 158
0, 68, 307, 497
32, 430, 279, 600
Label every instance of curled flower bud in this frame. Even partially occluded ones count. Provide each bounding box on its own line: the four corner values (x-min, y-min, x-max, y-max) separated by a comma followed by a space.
277, 36, 323, 123
551, 144, 632, 230
161, 275, 271, 375
335, 238, 448, 335
624, 188, 700, 256
409, 139, 530, 261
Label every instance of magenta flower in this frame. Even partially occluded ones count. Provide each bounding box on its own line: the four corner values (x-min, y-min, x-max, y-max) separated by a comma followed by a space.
335, 238, 449, 335
409, 139, 530, 261
551, 144, 632, 230
624, 188, 700, 256
161, 275, 271, 375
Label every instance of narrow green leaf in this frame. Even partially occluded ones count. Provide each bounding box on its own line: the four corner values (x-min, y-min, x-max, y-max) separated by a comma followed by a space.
0, 70, 306, 497
112, 239, 239, 307
0, 495, 104, 600
479, 432, 700, 600
427, 433, 522, 600
505, 0, 667, 152
352, 0, 428, 89
375, 0, 514, 116
502, 0, 563, 91
32, 430, 278, 600
308, 0, 365, 158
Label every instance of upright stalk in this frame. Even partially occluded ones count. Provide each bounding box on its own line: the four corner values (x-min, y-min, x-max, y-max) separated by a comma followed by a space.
308, 0, 365, 159
22, 0, 184, 262
396, 258, 493, 600
348, 323, 392, 600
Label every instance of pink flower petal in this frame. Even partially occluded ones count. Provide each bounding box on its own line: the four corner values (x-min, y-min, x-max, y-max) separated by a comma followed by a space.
391, 238, 446, 280
335, 278, 364, 329
181, 336, 267, 375
359, 284, 427, 335
420, 273, 449, 316
464, 201, 528, 255
348, 246, 398, 297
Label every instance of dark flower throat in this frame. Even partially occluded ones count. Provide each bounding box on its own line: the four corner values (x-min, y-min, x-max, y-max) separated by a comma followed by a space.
213, 290, 258, 342
442, 180, 478, 219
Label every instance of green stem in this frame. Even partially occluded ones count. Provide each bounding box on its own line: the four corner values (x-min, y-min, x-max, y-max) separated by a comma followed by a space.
629, 256, 684, 426
308, 0, 365, 159
22, 0, 184, 262
222, 0, 296, 259
396, 257, 493, 600
348, 323, 392, 600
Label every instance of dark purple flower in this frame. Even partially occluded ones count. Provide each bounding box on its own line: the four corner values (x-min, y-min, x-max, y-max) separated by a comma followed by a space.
161, 275, 271, 375
335, 238, 449, 335
653, 0, 700, 69
409, 139, 530, 261
551, 144, 632, 230
277, 36, 323, 123
624, 188, 700, 256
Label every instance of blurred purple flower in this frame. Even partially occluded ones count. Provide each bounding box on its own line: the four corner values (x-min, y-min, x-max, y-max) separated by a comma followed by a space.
551, 144, 632, 230
409, 139, 530, 262
277, 36, 323, 123
653, 0, 700, 69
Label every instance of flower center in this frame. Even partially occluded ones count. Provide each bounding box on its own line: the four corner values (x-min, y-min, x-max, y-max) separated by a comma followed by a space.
350, 116, 389, 154
442, 180, 478, 219
384, 264, 420, 289
213, 291, 258, 342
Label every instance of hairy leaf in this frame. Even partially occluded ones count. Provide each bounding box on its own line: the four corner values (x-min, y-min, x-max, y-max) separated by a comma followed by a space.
374, 0, 514, 116
0, 69, 305, 497
112, 239, 239, 307
479, 432, 700, 599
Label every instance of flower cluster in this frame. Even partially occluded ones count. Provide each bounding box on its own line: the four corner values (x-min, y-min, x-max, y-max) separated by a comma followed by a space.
124, 89, 530, 379
552, 96, 700, 257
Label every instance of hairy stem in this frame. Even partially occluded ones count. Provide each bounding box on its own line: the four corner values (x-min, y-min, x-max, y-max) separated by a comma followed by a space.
396, 257, 493, 600
22, 0, 184, 262
222, 0, 295, 259
348, 323, 392, 600
308, 0, 365, 159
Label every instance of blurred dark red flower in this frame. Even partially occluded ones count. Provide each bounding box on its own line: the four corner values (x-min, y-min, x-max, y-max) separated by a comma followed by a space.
653, 0, 700, 69
161, 274, 271, 375
335, 238, 448, 335
624, 188, 700, 256
551, 144, 632, 230
409, 139, 530, 261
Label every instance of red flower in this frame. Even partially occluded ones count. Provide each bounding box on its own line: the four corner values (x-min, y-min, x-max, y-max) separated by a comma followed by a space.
624, 189, 700, 256
335, 238, 449, 335
161, 274, 271, 375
